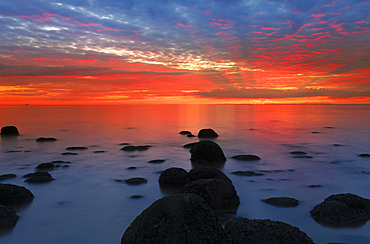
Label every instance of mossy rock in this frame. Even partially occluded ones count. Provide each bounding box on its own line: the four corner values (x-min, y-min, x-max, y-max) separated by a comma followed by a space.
121, 193, 229, 244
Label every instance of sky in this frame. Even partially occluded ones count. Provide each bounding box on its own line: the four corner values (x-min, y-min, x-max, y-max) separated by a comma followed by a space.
0, 0, 369, 104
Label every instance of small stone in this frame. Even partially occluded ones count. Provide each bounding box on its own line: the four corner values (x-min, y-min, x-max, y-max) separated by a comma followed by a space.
232, 171, 264, 176
358, 154, 370, 158
36, 162, 54, 170
262, 197, 299, 207
36, 137, 57, 142
66, 146, 88, 150
124, 177, 147, 185
148, 159, 165, 164
231, 155, 261, 161
0, 174, 17, 181
179, 131, 192, 135
290, 151, 307, 155
130, 195, 143, 199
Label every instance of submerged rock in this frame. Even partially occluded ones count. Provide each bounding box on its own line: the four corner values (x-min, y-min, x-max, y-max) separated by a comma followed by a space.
189, 167, 231, 183
158, 167, 189, 188
183, 142, 198, 149
232, 171, 264, 177
290, 151, 307, 155
231, 155, 261, 161
124, 177, 147, 185
358, 154, 370, 158
197, 128, 219, 138
0, 183, 34, 206
36, 137, 57, 142
0, 126, 19, 136
121, 193, 229, 244
0, 174, 17, 181
190, 140, 226, 165
36, 162, 55, 170
310, 193, 370, 225
224, 217, 314, 244
23, 171, 54, 183
121, 145, 150, 151
0, 205, 19, 229
262, 197, 299, 207
179, 130, 192, 135
177, 178, 240, 212
148, 159, 165, 164
66, 146, 88, 150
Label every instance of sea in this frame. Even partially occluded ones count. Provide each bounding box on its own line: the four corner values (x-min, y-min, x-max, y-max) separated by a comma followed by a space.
0, 104, 369, 244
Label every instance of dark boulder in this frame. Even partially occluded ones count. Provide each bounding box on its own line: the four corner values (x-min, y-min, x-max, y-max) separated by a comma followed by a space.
179, 130, 192, 135
124, 177, 147, 185
158, 167, 189, 188
130, 195, 143, 199
23, 171, 54, 183
148, 159, 165, 164
224, 217, 314, 244
62, 152, 78, 155
0, 205, 19, 229
310, 193, 370, 225
358, 154, 370, 158
290, 151, 307, 155
177, 179, 240, 212
66, 146, 88, 150
232, 171, 264, 177
23, 171, 52, 179
0, 183, 34, 206
198, 128, 219, 138
121, 145, 150, 151
1, 126, 19, 136
262, 197, 299, 207
190, 140, 226, 165
0, 174, 17, 181
36, 162, 55, 170
36, 137, 57, 142
231, 154, 260, 161
183, 142, 198, 149
121, 193, 229, 244
189, 167, 231, 183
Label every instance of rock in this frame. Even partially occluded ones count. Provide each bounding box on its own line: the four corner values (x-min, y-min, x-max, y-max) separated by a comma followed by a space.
124, 177, 147, 185
187, 134, 196, 138
231, 154, 261, 161
23, 171, 52, 179
262, 197, 299, 207
183, 142, 198, 149
25, 175, 54, 183
198, 128, 219, 138
36, 162, 55, 170
0, 183, 34, 206
179, 130, 192, 135
290, 151, 307, 155
0, 174, 17, 181
66, 146, 88, 150
177, 179, 240, 212
1, 126, 19, 136
358, 154, 370, 158
190, 140, 226, 165
189, 167, 231, 183
308, 184, 322, 188
232, 171, 264, 177
127, 167, 137, 170
224, 217, 314, 244
158, 167, 189, 188
148, 159, 165, 164
294, 156, 313, 159
121, 193, 229, 244
62, 152, 78, 155
310, 193, 370, 225
0, 205, 19, 229
36, 137, 57, 142
94, 150, 106, 153
130, 195, 143, 199
121, 145, 150, 151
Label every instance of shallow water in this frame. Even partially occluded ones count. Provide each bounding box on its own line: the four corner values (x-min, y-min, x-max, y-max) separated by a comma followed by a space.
0, 104, 370, 244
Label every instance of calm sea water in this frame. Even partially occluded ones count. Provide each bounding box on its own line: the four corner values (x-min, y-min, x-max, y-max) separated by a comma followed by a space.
0, 104, 370, 244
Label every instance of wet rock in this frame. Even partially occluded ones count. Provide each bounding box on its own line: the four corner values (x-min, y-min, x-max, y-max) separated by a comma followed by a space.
290, 151, 307, 155
148, 159, 165, 164
121, 193, 229, 244
179, 130, 192, 135
358, 153, 370, 158
333, 144, 342, 146
310, 193, 370, 225
0, 126, 19, 136
36, 162, 55, 170
126, 167, 137, 170
158, 167, 189, 188
23, 171, 52, 179
94, 150, 106, 153
308, 184, 322, 188
231, 155, 261, 161
232, 171, 264, 177
130, 195, 143, 199
62, 152, 78, 155
189, 167, 231, 183
66, 146, 88, 150
23, 171, 54, 183
197, 128, 219, 138
124, 177, 147, 185
190, 140, 226, 165
262, 197, 299, 207
0, 174, 17, 181
0, 183, 34, 206
294, 155, 313, 159
183, 142, 198, 149
36, 137, 57, 142
224, 217, 314, 244
0, 205, 19, 229
177, 179, 240, 212
187, 134, 196, 138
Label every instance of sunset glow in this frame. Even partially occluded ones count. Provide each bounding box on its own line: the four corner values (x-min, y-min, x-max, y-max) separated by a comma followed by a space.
0, 0, 369, 104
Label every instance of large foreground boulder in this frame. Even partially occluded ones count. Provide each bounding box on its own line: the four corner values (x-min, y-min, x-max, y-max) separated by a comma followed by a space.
224, 217, 314, 244
158, 167, 189, 188
0, 183, 34, 206
310, 193, 370, 225
0, 205, 19, 228
190, 140, 226, 165
121, 193, 229, 244
1, 126, 19, 136
177, 179, 240, 212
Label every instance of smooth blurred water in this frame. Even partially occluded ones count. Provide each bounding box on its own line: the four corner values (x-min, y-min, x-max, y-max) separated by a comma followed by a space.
0, 104, 369, 244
